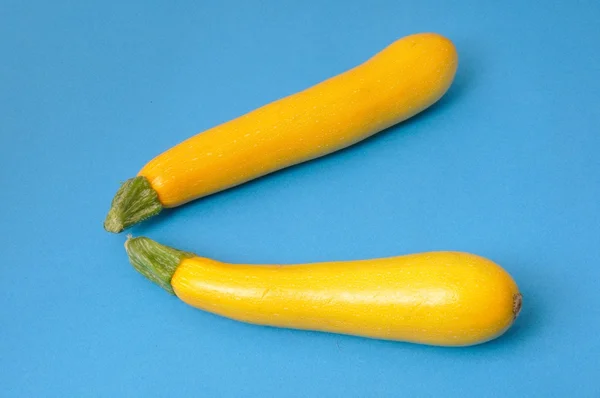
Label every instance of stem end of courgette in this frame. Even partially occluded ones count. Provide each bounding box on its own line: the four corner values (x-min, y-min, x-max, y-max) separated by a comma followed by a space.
104, 176, 163, 233
124, 236, 194, 294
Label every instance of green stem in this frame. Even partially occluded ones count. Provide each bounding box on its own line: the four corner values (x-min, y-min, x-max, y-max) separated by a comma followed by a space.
124, 236, 195, 294
104, 176, 163, 233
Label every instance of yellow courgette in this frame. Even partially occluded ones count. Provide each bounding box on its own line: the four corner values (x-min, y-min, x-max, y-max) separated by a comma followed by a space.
126, 237, 521, 347
105, 33, 458, 232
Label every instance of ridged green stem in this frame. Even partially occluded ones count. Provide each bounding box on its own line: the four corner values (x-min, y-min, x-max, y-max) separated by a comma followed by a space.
124, 236, 194, 294
104, 176, 163, 233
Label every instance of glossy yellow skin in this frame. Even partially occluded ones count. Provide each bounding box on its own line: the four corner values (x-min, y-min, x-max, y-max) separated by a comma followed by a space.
171, 251, 520, 346
139, 33, 458, 207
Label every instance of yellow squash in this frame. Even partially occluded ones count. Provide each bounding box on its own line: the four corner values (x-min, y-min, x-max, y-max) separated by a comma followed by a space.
126, 237, 521, 346
105, 33, 458, 232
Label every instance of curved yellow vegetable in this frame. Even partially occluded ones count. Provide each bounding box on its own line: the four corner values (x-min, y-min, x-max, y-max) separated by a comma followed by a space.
126, 237, 521, 347
105, 32, 458, 232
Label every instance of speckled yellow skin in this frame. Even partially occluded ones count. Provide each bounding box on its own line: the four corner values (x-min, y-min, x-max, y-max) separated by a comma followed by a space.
171, 252, 520, 346
139, 33, 458, 207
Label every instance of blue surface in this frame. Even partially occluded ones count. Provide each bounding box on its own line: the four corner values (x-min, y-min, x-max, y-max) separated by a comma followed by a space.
2, 0, 599, 396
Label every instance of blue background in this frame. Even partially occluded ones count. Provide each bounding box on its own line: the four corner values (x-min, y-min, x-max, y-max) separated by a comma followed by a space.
2, 0, 599, 396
